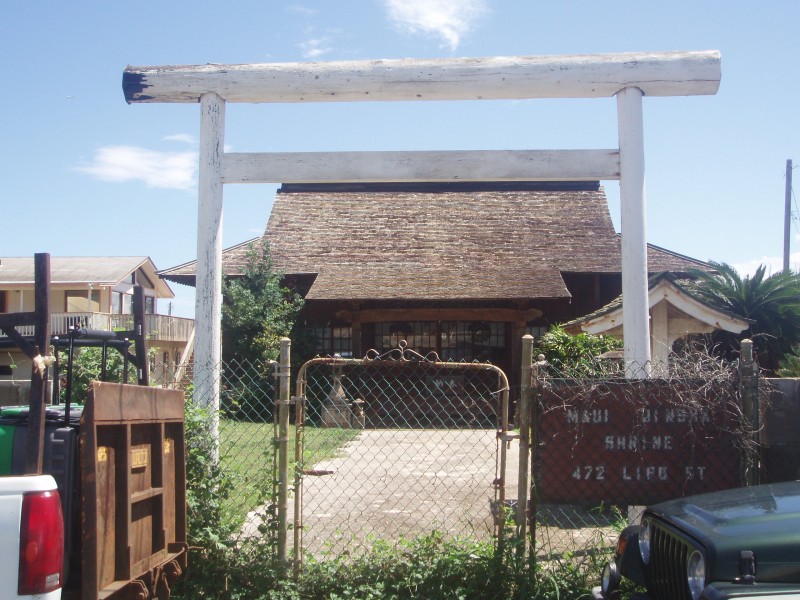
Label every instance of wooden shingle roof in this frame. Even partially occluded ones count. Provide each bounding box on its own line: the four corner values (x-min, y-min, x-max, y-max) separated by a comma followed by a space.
159, 182, 712, 301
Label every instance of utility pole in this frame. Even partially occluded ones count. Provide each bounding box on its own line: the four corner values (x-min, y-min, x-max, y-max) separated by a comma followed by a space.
784, 159, 793, 273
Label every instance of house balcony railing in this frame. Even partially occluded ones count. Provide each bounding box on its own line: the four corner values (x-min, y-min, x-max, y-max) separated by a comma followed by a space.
0, 312, 195, 343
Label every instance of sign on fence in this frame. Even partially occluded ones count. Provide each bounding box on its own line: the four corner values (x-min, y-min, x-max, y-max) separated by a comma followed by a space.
535, 382, 743, 505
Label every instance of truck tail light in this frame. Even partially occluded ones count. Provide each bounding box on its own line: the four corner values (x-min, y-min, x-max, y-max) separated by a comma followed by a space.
18, 490, 64, 595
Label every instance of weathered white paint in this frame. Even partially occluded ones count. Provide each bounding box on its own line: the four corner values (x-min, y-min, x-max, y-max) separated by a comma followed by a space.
195, 92, 225, 447
222, 149, 621, 184
581, 280, 750, 337
123, 51, 721, 104
617, 87, 651, 378
654, 287, 749, 334
651, 300, 670, 377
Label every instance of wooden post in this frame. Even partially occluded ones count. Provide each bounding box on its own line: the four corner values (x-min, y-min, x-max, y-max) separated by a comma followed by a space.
785, 159, 793, 273
194, 92, 225, 454
740, 339, 760, 485
277, 338, 291, 570
25, 253, 51, 475
132, 285, 149, 386
617, 87, 652, 379
518, 335, 533, 548
650, 301, 669, 377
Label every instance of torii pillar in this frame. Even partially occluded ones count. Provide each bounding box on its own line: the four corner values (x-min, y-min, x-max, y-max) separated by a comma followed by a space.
617, 87, 650, 378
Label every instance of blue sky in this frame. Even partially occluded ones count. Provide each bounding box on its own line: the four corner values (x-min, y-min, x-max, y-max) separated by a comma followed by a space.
2, 1, 799, 318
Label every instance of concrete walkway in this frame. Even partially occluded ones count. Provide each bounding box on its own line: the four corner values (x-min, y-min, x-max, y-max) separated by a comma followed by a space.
296, 428, 521, 556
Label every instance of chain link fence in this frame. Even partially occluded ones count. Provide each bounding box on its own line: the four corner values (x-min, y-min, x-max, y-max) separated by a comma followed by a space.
154, 348, 514, 562
525, 347, 760, 560
153, 357, 280, 539
293, 346, 511, 560
150, 338, 765, 574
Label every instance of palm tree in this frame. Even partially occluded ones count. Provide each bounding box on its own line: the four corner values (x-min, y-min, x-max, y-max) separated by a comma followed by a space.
687, 262, 800, 371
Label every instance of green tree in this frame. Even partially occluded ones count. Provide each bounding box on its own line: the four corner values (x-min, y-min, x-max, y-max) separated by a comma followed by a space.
535, 324, 622, 376
687, 261, 800, 371
221, 243, 304, 365
220, 243, 304, 420
777, 347, 800, 377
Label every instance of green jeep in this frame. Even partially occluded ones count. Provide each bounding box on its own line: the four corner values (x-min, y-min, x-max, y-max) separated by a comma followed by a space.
593, 481, 800, 600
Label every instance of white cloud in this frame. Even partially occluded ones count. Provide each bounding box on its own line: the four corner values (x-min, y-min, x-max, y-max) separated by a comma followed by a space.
383, 0, 488, 51
163, 133, 196, 144
287, 4, 318, 17
299, 36, 333, 59
732, 254, 800, 276
75, 146, 197, 191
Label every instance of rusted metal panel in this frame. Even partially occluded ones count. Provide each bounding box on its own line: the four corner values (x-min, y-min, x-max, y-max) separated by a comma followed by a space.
80, 382, 186, 600
535, 382, 742, 505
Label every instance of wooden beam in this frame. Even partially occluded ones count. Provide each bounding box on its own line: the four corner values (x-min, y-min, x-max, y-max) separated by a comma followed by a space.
0, 312, 36, 329
336, 307, 543, 323
123, 51, 721, 104
222, 149, 620, 184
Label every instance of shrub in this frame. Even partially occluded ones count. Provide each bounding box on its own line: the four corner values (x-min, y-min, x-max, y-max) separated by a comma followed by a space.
535, 325, 622, 377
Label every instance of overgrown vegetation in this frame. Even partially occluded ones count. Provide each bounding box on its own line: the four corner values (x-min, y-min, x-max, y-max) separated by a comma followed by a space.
535, 324, 623, 377
777, 347, 800, 377
58, 345, 132, 402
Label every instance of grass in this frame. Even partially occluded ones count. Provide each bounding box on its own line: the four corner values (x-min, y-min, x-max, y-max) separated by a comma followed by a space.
218, 419, 360, 519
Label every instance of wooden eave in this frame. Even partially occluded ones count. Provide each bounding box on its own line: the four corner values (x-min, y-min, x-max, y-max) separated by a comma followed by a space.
571, 276, 750, 337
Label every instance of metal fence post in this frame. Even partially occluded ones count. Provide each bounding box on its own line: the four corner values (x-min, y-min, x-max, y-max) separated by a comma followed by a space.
518, 336, 533, 547
739, 339, 760, 485
277, 338, 292, 569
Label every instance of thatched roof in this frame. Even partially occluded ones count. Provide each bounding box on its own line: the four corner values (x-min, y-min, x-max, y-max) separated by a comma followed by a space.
159, 181, 711, 301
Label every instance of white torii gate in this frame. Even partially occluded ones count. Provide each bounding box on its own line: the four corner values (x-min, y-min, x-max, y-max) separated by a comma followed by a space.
123, 50, 721, 407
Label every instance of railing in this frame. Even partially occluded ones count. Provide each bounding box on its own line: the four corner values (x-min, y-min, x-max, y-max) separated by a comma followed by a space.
0, 312, 195, 343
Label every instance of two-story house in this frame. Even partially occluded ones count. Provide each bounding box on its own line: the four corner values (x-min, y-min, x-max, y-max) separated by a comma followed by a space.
0, 256, 194, 386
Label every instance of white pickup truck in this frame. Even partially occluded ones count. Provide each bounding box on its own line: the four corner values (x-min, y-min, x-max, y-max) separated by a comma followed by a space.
0, 475, 64, 599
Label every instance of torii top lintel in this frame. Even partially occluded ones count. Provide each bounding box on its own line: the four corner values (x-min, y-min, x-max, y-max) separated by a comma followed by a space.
123, 50, 721, 104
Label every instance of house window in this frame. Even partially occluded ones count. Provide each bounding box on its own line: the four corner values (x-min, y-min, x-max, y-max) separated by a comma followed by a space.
65, 290, 100, 313
0, 291, 6, 313
374, 322, 437, 356
112, 292, 134, 314
524, 325, 549, 339
310, 325, 352, 357
145, 296, 156, 314
373, 321, 506, 364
